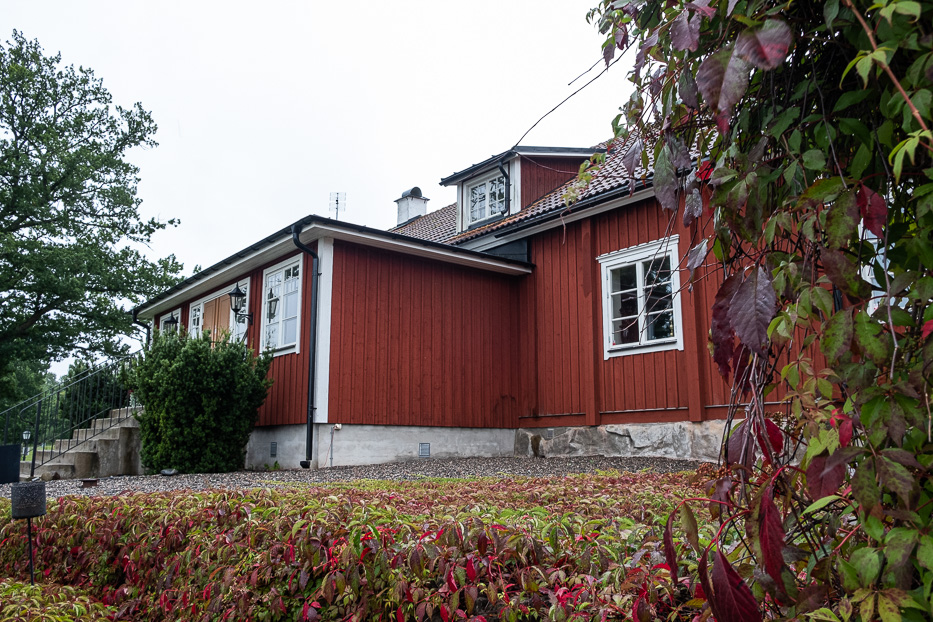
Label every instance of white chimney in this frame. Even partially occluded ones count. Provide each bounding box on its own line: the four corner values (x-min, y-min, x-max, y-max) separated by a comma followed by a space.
395, 187, 429, 226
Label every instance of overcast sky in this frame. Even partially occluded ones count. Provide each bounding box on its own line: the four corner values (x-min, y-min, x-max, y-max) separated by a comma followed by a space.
6, 1, 631, 276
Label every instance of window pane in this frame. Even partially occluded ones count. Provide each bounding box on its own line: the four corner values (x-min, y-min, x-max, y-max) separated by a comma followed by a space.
265, 324, 278, 349
645, 286, 673, 313
489, 176, 505, 215
643, 256, 671, 286
283, 290, 299, 318
611, 291, 638, 318
470, 183, 486, 221
612, 318, 639, 345
282, 317, 297, 346
610, 265, 636, 292
647, 312, 674, 340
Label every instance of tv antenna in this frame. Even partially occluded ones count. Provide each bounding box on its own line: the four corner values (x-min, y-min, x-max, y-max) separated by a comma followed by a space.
329, 192, 347, 221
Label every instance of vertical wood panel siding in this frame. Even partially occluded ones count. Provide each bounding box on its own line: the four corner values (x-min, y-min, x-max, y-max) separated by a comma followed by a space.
254, 249, 314, 427
328, 242, 525, 428
520, 157, 589, 208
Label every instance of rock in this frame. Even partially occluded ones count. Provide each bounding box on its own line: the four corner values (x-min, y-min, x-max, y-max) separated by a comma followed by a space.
160, 469, 178, 476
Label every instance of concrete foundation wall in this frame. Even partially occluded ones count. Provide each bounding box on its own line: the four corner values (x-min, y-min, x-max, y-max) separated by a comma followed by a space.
514, 421, 729, 463
245, 423, 515, 470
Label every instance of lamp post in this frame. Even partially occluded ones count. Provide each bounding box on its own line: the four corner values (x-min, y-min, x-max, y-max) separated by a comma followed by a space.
228, 284, 253, 325
21, 430, 30, 460
11, 481, 46, 584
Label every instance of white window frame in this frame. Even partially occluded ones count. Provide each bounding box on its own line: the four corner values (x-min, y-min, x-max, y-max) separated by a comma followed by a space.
187, 279, 250, 342
260, 255, 303, 357
464, 170, 508, 226
158, 308, 182, 331
597, 236, 683, 359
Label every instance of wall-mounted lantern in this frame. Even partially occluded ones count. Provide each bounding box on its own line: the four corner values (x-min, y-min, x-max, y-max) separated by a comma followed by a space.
162, 314, 179, 330
228, 284, 253, 325
21, 430, 30, 460
11, 481, 46, 584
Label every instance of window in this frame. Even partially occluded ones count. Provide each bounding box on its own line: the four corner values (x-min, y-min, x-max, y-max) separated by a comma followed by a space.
159, 308, 181, 331
597, 236, 683, 358
187, 280, 249, 342
262, 256, 302, 354
466, 172, 507, 225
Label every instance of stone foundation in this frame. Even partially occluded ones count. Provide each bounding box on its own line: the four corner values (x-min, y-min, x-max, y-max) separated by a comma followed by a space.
514, 421, 729, 463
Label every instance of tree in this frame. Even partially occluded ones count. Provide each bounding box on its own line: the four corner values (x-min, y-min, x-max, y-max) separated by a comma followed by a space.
129, 330, 273, 474
0, 31, 183, 389
585, 1, 933, 619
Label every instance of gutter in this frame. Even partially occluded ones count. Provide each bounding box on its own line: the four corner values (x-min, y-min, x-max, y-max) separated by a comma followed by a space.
131, 308, 151, 346
291, 223, 320, 469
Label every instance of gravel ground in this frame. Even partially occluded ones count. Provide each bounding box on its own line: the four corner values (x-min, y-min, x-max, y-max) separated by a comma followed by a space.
1, 456, 703, 499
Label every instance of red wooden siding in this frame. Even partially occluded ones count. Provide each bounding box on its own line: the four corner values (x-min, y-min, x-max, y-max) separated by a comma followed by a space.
520, 156, 589, 209
518, 196, 736, 427
328, 241, 525, 428
254, 250, 314, 427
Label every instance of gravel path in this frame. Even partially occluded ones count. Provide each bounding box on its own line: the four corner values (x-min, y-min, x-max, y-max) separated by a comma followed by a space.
2, 456, 702, 499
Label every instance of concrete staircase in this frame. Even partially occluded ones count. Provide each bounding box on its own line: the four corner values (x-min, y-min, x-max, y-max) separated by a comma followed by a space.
20, 407, 143, 481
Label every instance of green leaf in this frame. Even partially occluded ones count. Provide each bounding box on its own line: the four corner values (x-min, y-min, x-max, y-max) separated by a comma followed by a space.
855, 311, 891, 366
852, 461, 881, 511
826, 190, 860, 248
769, 107, 800, 139
851, 143, 873, 180
803, 495, 841, 514
884, 527, 918, 569
850, 547, 883, 587
680, 504, 700, 553
894, 1, 922, 18
802, 149, 827, 170
917, 535, 933, 571
833, 89, 872, 113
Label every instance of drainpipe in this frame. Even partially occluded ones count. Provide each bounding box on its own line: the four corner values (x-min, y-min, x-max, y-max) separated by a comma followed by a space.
291, 223, 319, 469
131, 309, 151, 346
497, 157, 511, 216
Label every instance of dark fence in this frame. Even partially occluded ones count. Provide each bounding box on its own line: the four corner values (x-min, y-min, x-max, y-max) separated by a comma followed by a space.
1, 354, 138, 479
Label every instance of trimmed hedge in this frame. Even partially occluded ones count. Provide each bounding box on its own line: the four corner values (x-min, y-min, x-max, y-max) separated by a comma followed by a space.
129, 330, 272, 474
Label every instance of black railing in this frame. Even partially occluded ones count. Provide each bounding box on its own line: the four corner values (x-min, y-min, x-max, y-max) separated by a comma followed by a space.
1, 353, 139, 479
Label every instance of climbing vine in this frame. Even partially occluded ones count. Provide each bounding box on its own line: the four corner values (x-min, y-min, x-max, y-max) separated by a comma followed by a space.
586, 0, 933, 619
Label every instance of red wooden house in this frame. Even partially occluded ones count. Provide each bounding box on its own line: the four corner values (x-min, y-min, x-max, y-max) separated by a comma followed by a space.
134, 142, 736, 469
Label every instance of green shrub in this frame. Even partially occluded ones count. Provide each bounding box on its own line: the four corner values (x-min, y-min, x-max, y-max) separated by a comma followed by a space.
129, 330, 272, 473
0, 580, 115, 621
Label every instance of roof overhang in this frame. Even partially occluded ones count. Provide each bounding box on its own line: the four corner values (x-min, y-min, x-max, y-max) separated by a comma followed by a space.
439, 146, 605, 186
134, 215, 532, 321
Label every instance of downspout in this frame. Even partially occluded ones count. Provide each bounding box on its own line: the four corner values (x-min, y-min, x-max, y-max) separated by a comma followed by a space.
131, 309, 151, 346
291, 223, 319, 469
497, 157, 511, 216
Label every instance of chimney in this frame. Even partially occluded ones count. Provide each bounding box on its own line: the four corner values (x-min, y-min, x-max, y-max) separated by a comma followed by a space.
395, 187, 428, 226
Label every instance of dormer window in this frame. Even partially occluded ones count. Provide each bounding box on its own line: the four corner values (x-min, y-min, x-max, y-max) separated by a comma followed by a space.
467, 172, 507, 225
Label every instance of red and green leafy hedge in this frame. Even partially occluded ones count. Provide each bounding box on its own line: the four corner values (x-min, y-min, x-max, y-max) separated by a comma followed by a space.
0, 471, 703, 621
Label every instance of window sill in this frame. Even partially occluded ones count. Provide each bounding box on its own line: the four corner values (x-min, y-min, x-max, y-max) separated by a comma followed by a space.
267, 345, 298, 358
465, 213, 507, 231
604, 338, 682, 360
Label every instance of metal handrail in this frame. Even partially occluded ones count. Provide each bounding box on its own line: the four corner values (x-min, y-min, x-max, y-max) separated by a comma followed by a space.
2, 352, 140, 478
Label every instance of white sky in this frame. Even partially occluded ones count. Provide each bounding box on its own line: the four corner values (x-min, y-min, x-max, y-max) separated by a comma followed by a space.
6, 1, 631, 276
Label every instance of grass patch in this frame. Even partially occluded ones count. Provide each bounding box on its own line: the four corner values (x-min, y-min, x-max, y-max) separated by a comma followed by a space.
0, 470, 706, 621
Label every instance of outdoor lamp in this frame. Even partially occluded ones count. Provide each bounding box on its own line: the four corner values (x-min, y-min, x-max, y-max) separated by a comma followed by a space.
266, 297, 278, 320
228, 284, 253, 325
11, 481, 46, 585
162, 314, 179, 330
21, 430, 30, 459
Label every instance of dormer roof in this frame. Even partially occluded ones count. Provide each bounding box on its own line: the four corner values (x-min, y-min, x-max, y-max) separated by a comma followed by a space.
439, 146, 604, 186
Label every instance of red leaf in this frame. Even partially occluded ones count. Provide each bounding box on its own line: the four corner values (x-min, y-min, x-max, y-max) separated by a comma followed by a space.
712, 274, 742, 376
857, 185, 886, 237
672, 12, 699, 52
697, 551, 719, 620
686, 0, 716, 18
765, 420, 784, 454
622, 138, 644, 180
397, 606, 405, 622
758, 486, 787, 593
726, 421, 756, 469
822, 249, 872, 300
663, 513, 679, 585
440, 605, 450, 622
696, 48, 750, 117
807, 455, 845, 500
728, 266, 778, 356
466, 558, 477, 582
734, 20, 793, 69
446, 570, 457, 593
477, 532, 488, 557
711, 549, 763, 622
634, 596, 652, 622
923, 320, 933, 340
